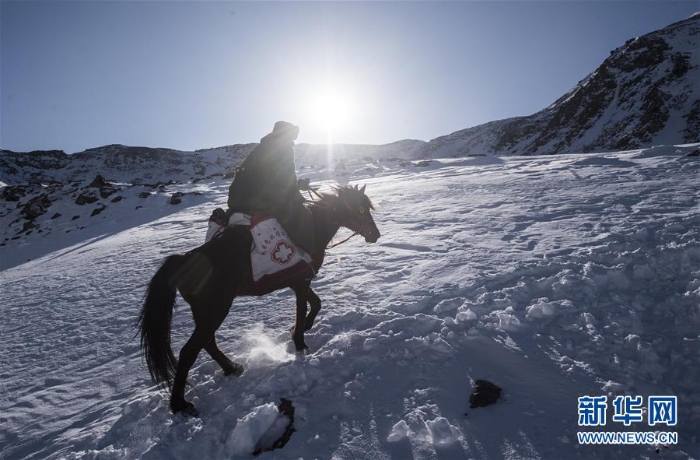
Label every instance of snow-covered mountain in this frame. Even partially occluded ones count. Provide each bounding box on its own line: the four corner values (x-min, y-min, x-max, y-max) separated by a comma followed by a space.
0, 141, 428, 260
0, 140, 427, 187
1, 144, 698, 460
420, 13, 700, 158
3, 15, 697, 254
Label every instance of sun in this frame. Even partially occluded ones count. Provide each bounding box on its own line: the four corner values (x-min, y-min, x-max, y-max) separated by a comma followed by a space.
306, 85, 356, 142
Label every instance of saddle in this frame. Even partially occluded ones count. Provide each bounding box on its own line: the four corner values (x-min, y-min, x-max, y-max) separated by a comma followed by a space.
206, 208, 315, 293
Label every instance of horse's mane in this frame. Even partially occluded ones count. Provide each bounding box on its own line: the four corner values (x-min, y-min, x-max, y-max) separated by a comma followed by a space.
306, 184, 374, 211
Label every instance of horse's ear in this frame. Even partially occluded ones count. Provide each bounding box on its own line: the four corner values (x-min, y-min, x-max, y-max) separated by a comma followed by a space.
360, 184, 366, 194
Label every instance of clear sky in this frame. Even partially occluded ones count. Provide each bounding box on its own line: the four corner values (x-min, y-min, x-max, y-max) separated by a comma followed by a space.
1, 1, 698, 154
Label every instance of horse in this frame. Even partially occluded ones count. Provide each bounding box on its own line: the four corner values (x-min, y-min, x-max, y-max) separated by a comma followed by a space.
138, 184, 380, 415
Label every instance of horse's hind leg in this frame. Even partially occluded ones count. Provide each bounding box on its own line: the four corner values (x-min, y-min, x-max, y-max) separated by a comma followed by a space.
170, 326, 212, 415
204, 337, 243, 377
171, 296, 234, 415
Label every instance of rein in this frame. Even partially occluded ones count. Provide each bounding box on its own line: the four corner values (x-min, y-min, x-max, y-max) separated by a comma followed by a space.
327, 232, 359, 249
306, 186, 360, 250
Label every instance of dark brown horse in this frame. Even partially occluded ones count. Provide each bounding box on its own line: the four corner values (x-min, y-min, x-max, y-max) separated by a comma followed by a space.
138, 185, 380, 415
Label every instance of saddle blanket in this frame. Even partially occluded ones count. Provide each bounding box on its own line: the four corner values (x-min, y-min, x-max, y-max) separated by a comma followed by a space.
206, 212, 314, 289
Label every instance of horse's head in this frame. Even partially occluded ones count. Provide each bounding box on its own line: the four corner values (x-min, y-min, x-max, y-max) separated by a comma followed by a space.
335, 184, 380, 243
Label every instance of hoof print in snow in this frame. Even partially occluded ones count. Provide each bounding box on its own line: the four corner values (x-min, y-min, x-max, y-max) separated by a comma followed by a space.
469, 379, 502, 408
252, 398, 296, 457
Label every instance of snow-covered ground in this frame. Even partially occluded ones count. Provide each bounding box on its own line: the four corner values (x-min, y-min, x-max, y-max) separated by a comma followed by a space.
1, 145, 699, 460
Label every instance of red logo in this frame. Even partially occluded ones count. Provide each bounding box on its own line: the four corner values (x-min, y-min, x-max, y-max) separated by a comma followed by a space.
271, 240, 295, 265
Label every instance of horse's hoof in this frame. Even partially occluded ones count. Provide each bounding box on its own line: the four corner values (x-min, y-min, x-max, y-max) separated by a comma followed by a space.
224, 362, 244, 377
295, 346, 310, 355
171, 400, 199, 417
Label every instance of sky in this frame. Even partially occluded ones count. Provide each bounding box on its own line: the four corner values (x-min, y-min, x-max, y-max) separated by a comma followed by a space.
1, 1, 698, 154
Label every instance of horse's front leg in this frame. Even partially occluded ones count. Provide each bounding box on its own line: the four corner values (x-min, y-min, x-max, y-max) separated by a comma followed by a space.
291, 284, 310, 353
304, 288, 321, 332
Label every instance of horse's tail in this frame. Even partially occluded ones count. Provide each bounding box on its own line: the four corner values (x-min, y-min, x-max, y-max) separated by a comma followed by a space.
138, 254, 187, 390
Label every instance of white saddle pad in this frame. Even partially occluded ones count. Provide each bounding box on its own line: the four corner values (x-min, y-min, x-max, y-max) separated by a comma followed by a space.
249, 216, 313, 282
205, 213, 313, 283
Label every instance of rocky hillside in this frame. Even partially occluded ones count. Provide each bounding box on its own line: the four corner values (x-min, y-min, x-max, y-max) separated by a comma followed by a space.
0, 144, 256, 186
419, 13, 700, 157
0, 141, 425, 259
0, 140, 426, 187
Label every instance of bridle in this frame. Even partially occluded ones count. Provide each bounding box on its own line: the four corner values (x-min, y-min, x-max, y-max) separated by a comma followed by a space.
306, 187, 365, 249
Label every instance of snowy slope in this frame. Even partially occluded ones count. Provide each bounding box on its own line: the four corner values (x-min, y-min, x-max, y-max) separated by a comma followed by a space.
1, 145, 699, 460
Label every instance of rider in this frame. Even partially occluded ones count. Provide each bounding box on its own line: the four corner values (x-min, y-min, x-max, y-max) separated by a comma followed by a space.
227, 121, 315, 255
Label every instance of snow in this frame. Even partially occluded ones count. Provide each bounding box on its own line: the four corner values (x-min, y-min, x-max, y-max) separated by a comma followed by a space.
1, 144, 699, 459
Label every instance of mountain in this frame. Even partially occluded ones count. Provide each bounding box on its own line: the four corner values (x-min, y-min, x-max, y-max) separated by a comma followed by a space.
0, 140, 426, 187
2, 15, 698, 256
419, 13, 700, 158
0, 140, 430, 264
0, 144, 253, 186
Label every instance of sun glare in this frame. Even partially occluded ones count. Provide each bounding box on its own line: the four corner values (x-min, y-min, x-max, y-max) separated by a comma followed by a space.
306, 85, 356, 143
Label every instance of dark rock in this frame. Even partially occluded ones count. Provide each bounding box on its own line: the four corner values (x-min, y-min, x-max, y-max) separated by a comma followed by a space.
2, 185, 32, 202
51, 213, 61, 219
89, 174, 110, 188
99, 186, 118, 199
138, 192, 151, 199
687, 149, 700, 157
253, 398, 296, 456
111, 196, 124, 203
72, 215, 80, 220
469, 380, 502, 408
21, 194, 51, 220
169, 192, 184, 205
90, 206, 106, 217
75, 192, 99, 205
21, 221, 37, 233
